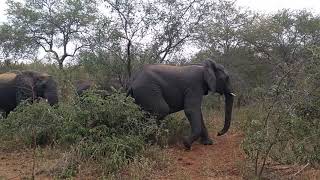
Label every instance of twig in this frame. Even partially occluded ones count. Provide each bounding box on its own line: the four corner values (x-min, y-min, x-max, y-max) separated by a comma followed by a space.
292, 163, 309, 177
32, 130, 37, 180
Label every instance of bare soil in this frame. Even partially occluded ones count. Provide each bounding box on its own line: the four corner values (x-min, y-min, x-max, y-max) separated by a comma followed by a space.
0, 130, 319, 179
151, 131, 320, 180
152, 132, 245, 180
0, 148, 61, 180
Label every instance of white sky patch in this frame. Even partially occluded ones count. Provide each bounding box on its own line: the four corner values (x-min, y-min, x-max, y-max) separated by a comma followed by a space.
1, 0, 319, 24
0, 1, 8, 23
236, 0, 320, 14
0, 0, 319, 62
0, 0, 319, 24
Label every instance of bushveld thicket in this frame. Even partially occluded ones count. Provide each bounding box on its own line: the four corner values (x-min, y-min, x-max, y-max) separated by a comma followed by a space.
0, 88, 184, 177
0, 0, 320, 178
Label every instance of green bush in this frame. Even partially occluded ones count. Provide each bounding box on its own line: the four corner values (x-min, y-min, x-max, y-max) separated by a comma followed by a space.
0, 100, 63, 146
0, 89, 184, 176
156, 114, 190, 146
240, 70, 320, 178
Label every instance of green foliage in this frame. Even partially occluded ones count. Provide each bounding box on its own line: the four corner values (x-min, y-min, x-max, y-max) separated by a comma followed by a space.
241, 101, 320, 177
0, 24, 36, 59
54, 90, 164, 173
0, 100, 62, 146
2, 0, 98, 68
240, 58, 320, 178
1, 1, 320, 178
0, 89, 184, 176
156, 114, 190, 146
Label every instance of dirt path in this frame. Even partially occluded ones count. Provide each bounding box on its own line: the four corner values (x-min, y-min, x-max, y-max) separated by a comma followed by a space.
153, 132, 245, 180
0, 150, 34, 179
152, 131, 320, 180
0, 131, 319, 179
0, 149, 56, 180
0, 133, 246, 180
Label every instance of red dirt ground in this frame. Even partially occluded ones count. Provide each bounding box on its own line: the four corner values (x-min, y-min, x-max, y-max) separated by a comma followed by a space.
152, 131, 320, 180
152, 132, 246, 180
0, 132, 319, 179
0, 149, 56, 180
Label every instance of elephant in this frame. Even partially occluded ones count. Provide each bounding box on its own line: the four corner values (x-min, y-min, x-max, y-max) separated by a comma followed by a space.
0, 70, 59, 116
74, 80, 111, 98
75, 80, 94, 95
126, 59, 235, 150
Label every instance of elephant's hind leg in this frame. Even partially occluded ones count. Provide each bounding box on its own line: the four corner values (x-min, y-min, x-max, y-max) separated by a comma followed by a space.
153, 98, 170, 120
133, 87, 170, 120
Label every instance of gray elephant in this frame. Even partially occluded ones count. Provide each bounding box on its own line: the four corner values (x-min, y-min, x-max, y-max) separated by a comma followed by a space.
0, 70, 59, 116
75, 80, 94, 95
74, 80, 111, 98
127, 59, 235, 149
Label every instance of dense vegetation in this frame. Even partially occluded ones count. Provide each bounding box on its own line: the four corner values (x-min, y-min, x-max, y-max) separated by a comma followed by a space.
0, 0, 319, 178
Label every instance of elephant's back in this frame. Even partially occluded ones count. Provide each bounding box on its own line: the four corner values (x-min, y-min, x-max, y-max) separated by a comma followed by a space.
0, 73, 17, 84
142, 64, 204, 86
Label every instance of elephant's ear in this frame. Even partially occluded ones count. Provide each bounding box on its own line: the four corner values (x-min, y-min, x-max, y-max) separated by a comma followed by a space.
15, 72, 36, 102
203, 59, 217, 92
204, 67, 216, 92
35, 73, 51, 87
203, 59, 218, 71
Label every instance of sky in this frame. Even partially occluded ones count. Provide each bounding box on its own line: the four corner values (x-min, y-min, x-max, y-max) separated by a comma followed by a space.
1, 0, 320, 23
235, 0, 320, 14
0, 0, 319, 61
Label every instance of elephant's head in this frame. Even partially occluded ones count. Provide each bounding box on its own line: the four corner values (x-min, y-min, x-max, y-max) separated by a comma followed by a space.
203, 60, 235, 136
16, 71, 59, 106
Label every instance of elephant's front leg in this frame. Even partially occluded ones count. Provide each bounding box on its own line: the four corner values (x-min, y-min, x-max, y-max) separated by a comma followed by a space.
200, 113, 214, 145
183, 107, 203, 150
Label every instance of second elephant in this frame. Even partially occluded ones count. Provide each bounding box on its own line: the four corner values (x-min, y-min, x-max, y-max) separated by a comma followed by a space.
0, 70, 59, 116
127, 59, 235, 150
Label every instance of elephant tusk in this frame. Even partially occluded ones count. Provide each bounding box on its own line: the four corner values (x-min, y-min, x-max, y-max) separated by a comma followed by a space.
229, 93, 236, 96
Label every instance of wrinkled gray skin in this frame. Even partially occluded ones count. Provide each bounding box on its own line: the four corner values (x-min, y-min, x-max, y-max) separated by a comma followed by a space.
127, 60, 235, 150
0, 71, 59, 116
75, 80, 111, 97
75, 80, 94, 95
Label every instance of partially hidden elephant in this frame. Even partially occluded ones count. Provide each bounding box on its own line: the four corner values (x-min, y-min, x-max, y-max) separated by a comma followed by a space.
75, 80, 111, 98
127, 59, 235, 150
75, 80, 94, 95
0, 70, 59, 116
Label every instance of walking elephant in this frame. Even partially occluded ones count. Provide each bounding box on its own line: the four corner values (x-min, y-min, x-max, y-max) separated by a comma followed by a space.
0, 70, 59, 116
127, 59, 235, 150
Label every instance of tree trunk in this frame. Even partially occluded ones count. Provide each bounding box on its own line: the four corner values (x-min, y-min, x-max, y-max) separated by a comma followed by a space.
58, 61, 63, 70
126, 39, 132, 78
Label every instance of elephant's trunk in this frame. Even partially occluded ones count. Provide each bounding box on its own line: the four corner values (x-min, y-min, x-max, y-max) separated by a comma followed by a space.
44, 79, 58, 106
46, 91, 58, 105
217, 93, 234, 136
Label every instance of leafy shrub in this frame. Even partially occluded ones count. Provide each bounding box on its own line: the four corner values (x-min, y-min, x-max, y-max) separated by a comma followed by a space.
77, 90, 159, 138
0, 89, 184, 176
0, 100, 63, 146
240, 60, 320, 178
156, 114, 190, 146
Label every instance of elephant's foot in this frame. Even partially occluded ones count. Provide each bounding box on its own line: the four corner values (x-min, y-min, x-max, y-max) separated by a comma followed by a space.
200, 138, 214, 145
182, 137, 192, 150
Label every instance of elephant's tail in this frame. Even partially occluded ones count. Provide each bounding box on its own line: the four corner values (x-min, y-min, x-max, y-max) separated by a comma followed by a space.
126, 87, 133, 97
